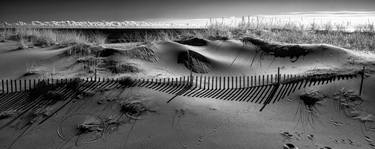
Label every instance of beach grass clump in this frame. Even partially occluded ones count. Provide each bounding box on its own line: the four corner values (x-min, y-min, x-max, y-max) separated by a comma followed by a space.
123, 45, 159, 62
207, 20, 375, 52
3, 28, 107, 48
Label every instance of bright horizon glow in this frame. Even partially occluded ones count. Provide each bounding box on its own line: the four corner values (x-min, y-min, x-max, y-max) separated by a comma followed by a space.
3, 11, 375, 32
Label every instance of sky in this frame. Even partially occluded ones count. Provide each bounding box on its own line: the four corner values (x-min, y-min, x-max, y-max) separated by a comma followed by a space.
0, 0, 375, 22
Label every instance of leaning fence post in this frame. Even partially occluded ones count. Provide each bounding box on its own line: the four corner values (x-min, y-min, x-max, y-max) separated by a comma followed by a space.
359, 66, 365, 96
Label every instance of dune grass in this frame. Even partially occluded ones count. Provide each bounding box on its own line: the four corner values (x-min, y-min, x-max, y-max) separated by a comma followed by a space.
206, 21, 375, 52
1, 28, 107, 48
1, 19, 374, 52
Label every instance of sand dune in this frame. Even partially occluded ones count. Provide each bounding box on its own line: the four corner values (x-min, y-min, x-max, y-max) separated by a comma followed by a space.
1, 37, 375, 149
0, 36, 372, 79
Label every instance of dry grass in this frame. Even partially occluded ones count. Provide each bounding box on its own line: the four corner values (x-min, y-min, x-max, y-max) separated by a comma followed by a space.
123, 46, 159, 62
1, 28, 107, 48
207, 21, 375, 52
2, 19, 374, 52
118, 29, 205, 43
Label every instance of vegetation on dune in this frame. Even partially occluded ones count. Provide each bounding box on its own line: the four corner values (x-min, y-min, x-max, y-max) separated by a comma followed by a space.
177, 50, 211, 73
207, 22, 375, 52
0, 28, 107, 49
1, 19, 374, 52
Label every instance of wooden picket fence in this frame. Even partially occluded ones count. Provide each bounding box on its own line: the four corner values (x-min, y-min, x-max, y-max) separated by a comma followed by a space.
134, 72, 361, 110
0, 68, 364, 129
0, 71, 361, 107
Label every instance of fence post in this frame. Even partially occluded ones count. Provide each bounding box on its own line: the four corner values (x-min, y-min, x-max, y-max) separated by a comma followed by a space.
194, 76, 197, 88
223, 76, 226, 89
277, 67, 280, 84
231, 76, 234, 88
6, 80, 8, 93
1, 80, 4, 93
10, 80, 12, 93
242, 76, 246, 88
250, 76, 252, 86
204, 76, 207, 89
23, 79, 25, 91
235, 76, 238, 88
254, 76, 257, 86
183, 76, 186, 87
14, 80, 21, 92
180, 77, 182, 86
206, 76, 209, 89
14, 79, 18, 92
228, 76, 231, 89
247, 76, 249, 87
258, 75, 261, 86
218, 76, 221, 89
214, 76, 217, 89
14, 80, 22, 92
263, 75, 265, 85
198, 75, 201, 89
359, 66, 365, 96
1, 80, 3, 93
94, 69, 97, 81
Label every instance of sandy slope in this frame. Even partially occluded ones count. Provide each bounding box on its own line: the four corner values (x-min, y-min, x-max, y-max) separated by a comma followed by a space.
0, 38, 375, 149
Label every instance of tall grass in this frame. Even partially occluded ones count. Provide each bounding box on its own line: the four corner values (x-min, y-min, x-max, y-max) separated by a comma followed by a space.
1, 28, 107, 48
2, 19, 374, 52
207, 20, 375, 52
118, 29, 206, 42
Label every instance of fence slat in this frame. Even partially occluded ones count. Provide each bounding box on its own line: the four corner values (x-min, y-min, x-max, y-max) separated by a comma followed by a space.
24, 79, 27, 91
199, 76, 202, 89
1, 80, 4, 93
11, 80, 14, 93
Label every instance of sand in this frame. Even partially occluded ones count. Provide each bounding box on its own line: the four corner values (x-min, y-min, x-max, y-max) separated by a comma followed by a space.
0, 37, 375, 149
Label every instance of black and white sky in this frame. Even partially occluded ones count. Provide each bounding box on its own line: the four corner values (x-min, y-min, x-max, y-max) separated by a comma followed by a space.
1, 0, 374, 22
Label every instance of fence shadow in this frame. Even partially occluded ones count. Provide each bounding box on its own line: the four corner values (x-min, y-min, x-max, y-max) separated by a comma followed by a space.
0, 69, 363, 128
